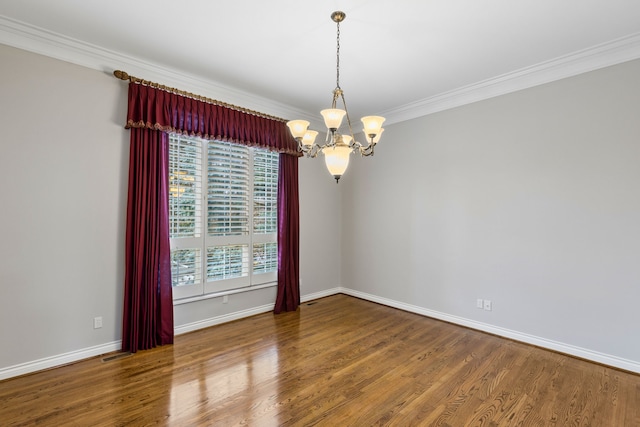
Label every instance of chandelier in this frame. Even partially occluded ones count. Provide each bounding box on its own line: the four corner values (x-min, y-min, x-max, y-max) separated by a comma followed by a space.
286, 11, 385, 183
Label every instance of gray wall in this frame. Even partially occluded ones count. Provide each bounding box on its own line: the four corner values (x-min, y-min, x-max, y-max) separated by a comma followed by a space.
0, 44, 341, 377
0, 44, 127, 371
341, 59, 640, 369
2, 41, 638, 377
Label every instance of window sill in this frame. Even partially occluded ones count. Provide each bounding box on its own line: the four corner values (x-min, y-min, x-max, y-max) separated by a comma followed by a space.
173, 281, 277, 306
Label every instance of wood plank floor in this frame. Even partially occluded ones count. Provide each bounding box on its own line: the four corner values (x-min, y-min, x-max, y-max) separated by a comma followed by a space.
1, 294, 639, 426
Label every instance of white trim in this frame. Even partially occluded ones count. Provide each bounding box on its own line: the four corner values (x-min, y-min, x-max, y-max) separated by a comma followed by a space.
339, 288, 640, 374
0, 341, 121, 381
1, 16, 640, 127
174, 286, 343, 335
3, 286, 637, 380
173, 282, 277, 306
174, 303, 274, 336
301, 287, 342, 303
0, 288, 338, 380
0, 16, 315, 124
380, 32, 640, 125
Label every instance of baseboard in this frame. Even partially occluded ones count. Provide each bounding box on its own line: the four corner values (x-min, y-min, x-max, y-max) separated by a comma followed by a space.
340, 288, 640, 374
0, 288, 343, 381
174, 303, 275, 335
4, 286, 637, 381
175, 287, 343, 335
301, 287, 342, 303
0, 341, 121, 381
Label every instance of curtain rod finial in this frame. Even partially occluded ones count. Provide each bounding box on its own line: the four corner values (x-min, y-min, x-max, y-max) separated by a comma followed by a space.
113, 70, 130, 81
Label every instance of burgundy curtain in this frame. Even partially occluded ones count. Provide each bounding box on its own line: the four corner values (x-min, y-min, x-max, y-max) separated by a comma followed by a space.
125, 83, 299, 155
122, 128, 174, 352
122, 83, 301, 352
274, 153, 300, 313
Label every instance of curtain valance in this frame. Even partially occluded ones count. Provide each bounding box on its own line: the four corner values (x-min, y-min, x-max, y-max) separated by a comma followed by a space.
121, 78, 301, 354
125, 83, 300, 156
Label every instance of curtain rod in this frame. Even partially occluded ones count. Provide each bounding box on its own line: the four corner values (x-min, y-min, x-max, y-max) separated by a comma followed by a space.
112, 70, 288, 123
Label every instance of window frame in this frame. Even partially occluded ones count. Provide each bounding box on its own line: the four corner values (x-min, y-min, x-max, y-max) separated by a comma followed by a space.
169, 134, 278, 301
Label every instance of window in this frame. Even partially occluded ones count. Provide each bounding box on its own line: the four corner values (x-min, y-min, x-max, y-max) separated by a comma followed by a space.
169, 134, 278, 300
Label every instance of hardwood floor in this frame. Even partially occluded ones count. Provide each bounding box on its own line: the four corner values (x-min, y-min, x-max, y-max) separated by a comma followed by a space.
1, 294, 638, 426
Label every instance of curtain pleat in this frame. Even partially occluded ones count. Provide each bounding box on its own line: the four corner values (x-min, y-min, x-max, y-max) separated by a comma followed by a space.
122, 128, 174, 352
122, 82, 301, 353
125, 83, 300, 155
274, 153, 300, 313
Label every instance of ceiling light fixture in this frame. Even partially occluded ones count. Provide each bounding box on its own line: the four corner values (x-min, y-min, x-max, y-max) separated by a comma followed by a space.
287, 11, 385, 183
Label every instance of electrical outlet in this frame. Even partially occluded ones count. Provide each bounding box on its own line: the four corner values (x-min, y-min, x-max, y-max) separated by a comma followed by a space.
93, 316, 103, 329
223, 295, 229, 304
483, 300, 492, 311
476, 299, 484, 309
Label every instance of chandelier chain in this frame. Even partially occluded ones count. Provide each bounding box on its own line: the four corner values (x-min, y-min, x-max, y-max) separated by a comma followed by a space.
336, 20, 341, 89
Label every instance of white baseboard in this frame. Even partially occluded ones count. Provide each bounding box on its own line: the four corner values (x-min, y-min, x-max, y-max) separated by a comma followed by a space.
174, 287, 343, 335
0, 341, 121, 381
1, 303, 277, 380
6, 286, 634, 381
339, 287, 640, 374
301, 287, 342, 303
174, 303, 275, 336
0, 288, 341, 381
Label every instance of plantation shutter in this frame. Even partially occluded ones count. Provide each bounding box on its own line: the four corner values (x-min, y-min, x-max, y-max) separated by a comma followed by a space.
169, 134, 279, 298
169, 136, 203, 298
205, 141, 251, 291
252, 150, 278, 283
207, 141, 250, 236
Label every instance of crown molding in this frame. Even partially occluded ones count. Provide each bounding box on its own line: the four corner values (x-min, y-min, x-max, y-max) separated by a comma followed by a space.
0, 15, 316, 124
2, 15, 639, 127
380, 32, 640, 125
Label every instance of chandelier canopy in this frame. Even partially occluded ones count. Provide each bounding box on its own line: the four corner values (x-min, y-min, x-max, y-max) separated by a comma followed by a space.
287, 11, 385, 183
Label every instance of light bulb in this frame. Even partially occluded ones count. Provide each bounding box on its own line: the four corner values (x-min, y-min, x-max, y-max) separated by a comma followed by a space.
322, 144, 351, 182
321, 109, 346, 130
286, 120, 309, 139
361, 116, 385, 138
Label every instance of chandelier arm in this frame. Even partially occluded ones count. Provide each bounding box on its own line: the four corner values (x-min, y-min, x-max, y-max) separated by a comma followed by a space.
357, 134, 377, 156
360, 143, 375, 156
309, 144, 321, 158
353, 136, 374, 156
338, 90, 358, 148
324, 128, 336, 148
306, 143, 321, 158
298, 141, 312, 156
297, 139, 324, 158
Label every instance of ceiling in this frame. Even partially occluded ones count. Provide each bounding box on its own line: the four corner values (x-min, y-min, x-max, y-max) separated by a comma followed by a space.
2, 0, 640, 127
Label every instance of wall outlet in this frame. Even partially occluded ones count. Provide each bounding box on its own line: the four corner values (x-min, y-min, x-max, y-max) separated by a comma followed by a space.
223, 295, 229, 304
483, 300, 492, 311
476, 298, 484, 309
93, 316, 103, 329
